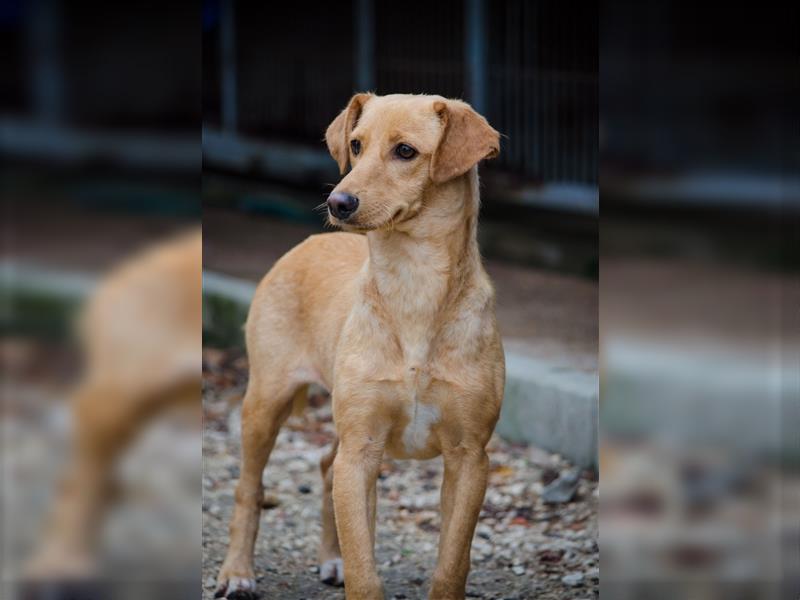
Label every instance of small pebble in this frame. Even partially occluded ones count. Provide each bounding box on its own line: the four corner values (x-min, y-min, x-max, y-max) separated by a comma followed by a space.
561, 572, 585, 587
542, 468, 581, 504
286, 459, 309, 473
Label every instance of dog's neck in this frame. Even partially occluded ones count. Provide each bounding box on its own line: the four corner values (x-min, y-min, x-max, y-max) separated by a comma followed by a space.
365, 168, 482, 363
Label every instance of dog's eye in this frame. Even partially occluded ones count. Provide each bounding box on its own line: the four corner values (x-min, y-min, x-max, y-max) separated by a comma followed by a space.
350, 139, 361, 156
394, 143, 417, 160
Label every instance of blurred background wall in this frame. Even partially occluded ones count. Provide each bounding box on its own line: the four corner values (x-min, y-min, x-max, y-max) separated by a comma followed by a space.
202, 0, 599, 278
1, 0, 200, 277
599, 3, 799, 598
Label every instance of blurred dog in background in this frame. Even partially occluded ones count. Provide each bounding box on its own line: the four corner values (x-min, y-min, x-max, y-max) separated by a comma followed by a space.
25, 229, 202, 579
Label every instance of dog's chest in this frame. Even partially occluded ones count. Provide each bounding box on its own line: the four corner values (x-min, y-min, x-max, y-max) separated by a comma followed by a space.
383, 352, 458, 460
346, 292, 490, 459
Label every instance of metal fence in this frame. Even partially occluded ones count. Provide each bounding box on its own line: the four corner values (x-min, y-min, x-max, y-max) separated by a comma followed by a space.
374, 1, 466, 100
205, 0, 597, 185
487, 0, 597, 184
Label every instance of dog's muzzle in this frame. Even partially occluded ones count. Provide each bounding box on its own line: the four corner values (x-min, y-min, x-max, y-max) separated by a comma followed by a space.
327, 192, 359, 220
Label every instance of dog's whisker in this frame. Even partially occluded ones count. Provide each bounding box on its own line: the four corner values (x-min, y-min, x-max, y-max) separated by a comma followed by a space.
376, 204, 396, 232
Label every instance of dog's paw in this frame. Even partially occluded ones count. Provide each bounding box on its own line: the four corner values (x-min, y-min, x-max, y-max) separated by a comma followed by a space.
319, 557, 344, 586
214, 576, 257, 599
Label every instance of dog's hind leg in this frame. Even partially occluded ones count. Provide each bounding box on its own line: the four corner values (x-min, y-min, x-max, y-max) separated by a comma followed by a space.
317, 437, 344, 586
215, 376, 296, 599
26, 376, 199, 578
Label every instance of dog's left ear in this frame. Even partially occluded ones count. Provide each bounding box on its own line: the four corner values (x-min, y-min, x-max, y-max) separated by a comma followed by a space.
430, 100, 500, 184
325, 93, 372, 174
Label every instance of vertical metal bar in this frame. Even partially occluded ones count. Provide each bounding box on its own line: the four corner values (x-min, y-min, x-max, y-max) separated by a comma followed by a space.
554, 12, 560, 182
577, 76, 582, 183
525, 2, 541, 175
534, 0, 540, 179
522, 0, 530, 177
512, 0, 520, 172
28, 0, 62, 124
464, 0, 487, 114
354, 0, 375, 91
576, 20, 581, 183
220, 0, 237, 132
504, 1, 512, 170
543, 5, 550, 181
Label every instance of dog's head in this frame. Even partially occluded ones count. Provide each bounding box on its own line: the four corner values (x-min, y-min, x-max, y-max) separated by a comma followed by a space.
324, 93, 500, 231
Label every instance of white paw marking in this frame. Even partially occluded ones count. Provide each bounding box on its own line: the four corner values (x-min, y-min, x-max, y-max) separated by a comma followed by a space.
217, 576, 256, 597
319, 557, 344, 586
228, 577, 255, 591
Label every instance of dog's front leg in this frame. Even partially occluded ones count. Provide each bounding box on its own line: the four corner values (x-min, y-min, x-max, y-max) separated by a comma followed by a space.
332, 431, 386, 599
430, 445, 489, 600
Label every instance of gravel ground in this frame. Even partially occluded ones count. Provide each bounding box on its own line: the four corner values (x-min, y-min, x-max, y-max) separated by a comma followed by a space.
202, 349, 598, 600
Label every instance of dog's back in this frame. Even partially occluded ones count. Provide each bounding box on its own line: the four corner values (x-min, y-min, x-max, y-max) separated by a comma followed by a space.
81, 228, 201, 393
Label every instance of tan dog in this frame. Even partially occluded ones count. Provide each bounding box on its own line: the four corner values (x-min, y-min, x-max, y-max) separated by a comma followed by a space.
215, 94, 505, 600
26, 229, 202, 577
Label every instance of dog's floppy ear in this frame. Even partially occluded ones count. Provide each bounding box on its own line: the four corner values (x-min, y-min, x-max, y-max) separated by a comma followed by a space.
325, 93, 372, 174
430, 100, 500, 183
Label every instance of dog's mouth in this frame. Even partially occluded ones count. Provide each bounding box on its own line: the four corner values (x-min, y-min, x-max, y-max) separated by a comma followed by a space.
329, 207, 407, 232
377, 207, 406, 229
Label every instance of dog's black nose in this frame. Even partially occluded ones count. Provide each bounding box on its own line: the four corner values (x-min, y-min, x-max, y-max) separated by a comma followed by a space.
327, 192, 359, 220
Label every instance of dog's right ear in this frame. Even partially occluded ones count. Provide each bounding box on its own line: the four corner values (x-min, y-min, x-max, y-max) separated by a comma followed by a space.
325, 93, 372, 174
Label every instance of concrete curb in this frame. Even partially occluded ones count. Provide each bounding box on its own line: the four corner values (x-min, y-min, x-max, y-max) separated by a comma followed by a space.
2, 263, 599, 468
499, 352, 598, 468
1, 261, 94, 337
1, 261, 97, 299
202, 271, 256, 347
